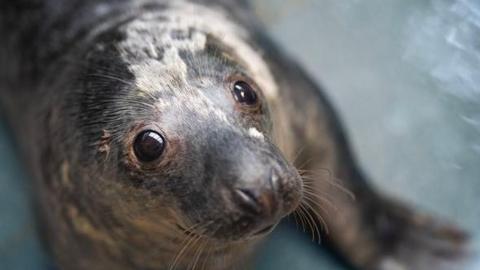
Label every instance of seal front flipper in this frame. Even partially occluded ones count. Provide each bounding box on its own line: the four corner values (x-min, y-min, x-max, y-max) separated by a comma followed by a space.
362, 195, 470, 270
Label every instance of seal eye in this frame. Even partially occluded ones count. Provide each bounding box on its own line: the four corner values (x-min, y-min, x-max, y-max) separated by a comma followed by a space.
133, 130, 165, 162
232, 81, 258, 105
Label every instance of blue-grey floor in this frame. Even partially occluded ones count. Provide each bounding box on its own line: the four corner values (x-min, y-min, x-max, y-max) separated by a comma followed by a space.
1, 0, 479, 269
0, 123, 51, 270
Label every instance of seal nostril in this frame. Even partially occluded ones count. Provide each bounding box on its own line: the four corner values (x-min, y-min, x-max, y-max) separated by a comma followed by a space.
234, 187, 277, 217
234, 188, 262, 215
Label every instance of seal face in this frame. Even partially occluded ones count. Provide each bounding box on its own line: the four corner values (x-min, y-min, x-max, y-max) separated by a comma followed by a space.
72, 1, 302, 249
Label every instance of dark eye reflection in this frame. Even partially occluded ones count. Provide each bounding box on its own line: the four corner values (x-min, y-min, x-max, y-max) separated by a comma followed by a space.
133, 130, 165, 162
232, 81, 258, 105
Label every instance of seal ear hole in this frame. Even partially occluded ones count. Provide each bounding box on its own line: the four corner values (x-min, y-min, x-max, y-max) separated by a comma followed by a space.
133, 130, 166, 163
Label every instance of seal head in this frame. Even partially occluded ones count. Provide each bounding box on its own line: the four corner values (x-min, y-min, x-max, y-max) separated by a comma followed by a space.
70, 2, 303, 246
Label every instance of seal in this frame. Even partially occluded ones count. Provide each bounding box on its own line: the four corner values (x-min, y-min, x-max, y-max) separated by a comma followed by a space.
0, 1, 470, 270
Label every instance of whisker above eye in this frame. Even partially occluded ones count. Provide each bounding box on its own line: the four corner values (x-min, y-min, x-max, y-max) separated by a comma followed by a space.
87, 73, 135, 87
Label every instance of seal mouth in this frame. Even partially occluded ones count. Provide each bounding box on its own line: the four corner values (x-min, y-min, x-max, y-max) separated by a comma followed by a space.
252, 224, 276, 236
176, 221, 277, 240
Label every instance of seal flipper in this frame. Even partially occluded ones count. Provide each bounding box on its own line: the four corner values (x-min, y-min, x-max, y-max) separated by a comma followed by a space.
362, 195, 470, 270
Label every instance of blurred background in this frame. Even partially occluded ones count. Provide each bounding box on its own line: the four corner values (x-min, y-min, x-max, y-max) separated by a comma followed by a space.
1, 0, 479, 269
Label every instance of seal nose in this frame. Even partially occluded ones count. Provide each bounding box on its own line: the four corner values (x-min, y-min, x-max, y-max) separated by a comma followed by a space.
233, 169, 279, 217
234, 188, 275, 216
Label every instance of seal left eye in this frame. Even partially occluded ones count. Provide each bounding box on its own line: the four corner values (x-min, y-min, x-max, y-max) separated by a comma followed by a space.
133, 130, 165, 162
232, 81, 258, 105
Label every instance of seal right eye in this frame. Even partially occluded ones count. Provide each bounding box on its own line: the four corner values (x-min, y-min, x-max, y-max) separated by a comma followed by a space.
133, 130, 165, 162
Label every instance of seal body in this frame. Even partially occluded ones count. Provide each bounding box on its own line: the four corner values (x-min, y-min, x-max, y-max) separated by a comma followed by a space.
0, 1, 469, 270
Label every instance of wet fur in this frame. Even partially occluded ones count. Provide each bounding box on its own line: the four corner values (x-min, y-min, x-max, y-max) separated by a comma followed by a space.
0, 1, 469, 270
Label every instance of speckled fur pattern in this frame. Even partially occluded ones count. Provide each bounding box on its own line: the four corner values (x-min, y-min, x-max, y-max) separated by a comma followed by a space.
0, 1, 470, 270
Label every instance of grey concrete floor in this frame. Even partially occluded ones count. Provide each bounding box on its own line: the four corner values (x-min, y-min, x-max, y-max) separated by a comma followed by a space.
1, 0, 479, 269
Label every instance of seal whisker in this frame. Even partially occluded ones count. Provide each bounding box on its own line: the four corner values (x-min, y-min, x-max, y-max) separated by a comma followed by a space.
297, 205, 311, 237
182, 234, 202, 270
200, 224, 222, 270
294, 208, 308, 233
188, 222, 219, 270
79, 95, 157, 111
300, 205, 315, 238
294, 206, 310, 234
290, 212, 301, 230
302, 188, 338, 213
172, 234, 200, 270
188, 234, 205, 270
168, 221, 209, 270
87, 73, 135, 87
301, 194, 332, 225
299, 204, 321, 243
291, 145, 307, 165
299, 169, 355, 200
302, 197, 330, 235
301, 174, 355, 201
301, 178, 338, 207
177, 220, 204, 236
191, 224, 217, 270
301, 198, 330, 236
169, 221, 214, 270
294, 157, 315, 171
201, 239, 214, 270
